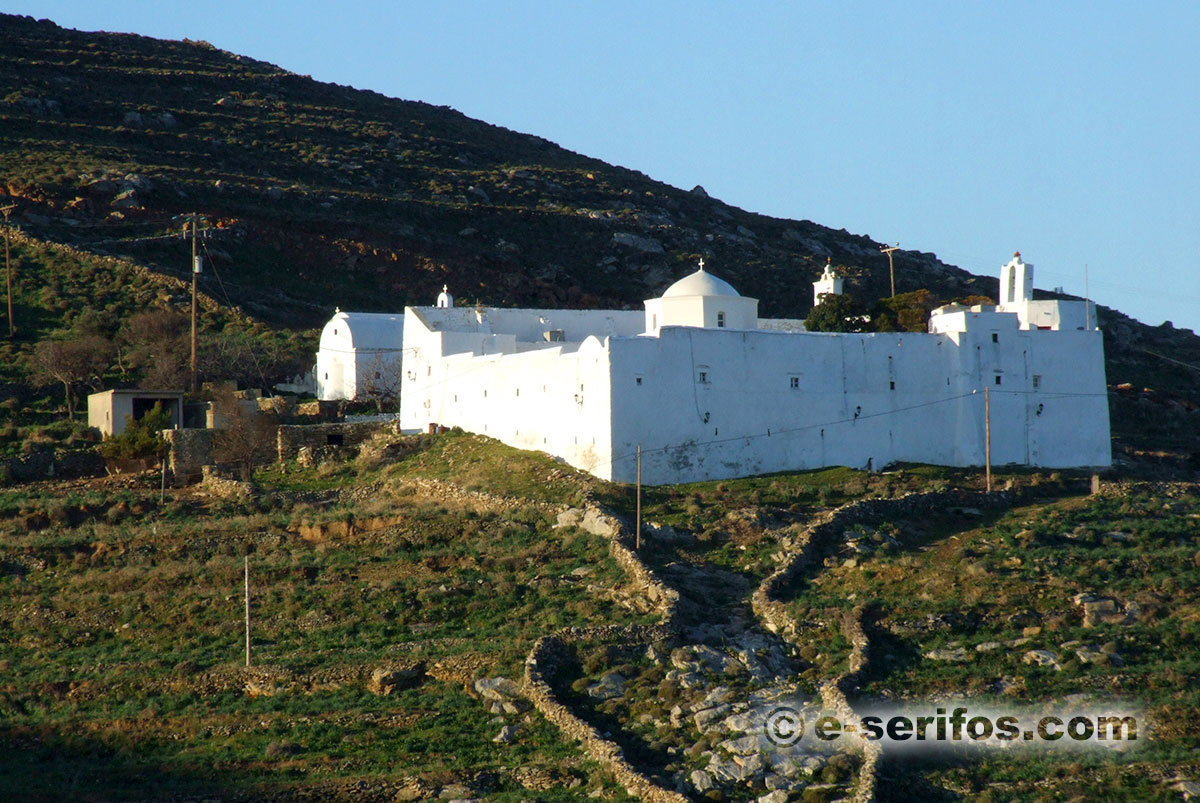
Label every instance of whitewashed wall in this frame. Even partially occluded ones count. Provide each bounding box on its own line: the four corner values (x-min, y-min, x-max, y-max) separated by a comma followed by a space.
607, 315, 1109, 484
401, 305, 1110, 486
315, 313, 404, 401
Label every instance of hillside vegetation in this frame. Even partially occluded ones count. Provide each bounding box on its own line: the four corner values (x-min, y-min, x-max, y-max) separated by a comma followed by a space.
1, 431, 1197, 801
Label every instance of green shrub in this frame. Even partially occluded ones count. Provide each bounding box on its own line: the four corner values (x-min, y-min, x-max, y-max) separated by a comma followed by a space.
98, 403, 170, 460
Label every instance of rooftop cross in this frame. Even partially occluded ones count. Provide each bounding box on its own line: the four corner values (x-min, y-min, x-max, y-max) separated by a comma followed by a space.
698, 257, 705, 271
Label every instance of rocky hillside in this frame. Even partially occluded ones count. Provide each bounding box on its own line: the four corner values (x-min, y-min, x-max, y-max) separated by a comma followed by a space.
0, 13, 1014, 320
1, 13, 1198, 468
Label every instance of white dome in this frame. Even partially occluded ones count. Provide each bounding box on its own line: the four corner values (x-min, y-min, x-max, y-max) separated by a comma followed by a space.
661, 268, 740, 298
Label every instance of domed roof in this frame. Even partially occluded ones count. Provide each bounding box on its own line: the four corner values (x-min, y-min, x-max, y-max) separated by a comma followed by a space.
661, 264, 740, 298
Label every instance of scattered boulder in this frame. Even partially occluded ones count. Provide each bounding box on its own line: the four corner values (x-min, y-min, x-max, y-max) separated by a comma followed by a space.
1171, 780, 1200, 800
925, 647, 971, 662
367, 663, 424, 695
1022, 649, 1062, 670
586, 672, 627, 701
473, 676, 522, 702
612, 232, 664, 253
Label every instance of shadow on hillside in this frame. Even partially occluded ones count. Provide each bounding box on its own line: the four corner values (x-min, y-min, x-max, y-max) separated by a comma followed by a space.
0, 726, 320, 803
874, 755, 966, 802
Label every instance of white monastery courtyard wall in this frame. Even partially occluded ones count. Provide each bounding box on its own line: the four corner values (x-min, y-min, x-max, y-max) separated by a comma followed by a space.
394, 254, 1110, 485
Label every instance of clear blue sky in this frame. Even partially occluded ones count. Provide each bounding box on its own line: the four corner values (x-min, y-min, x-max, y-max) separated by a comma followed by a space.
9, 1, 1199, 331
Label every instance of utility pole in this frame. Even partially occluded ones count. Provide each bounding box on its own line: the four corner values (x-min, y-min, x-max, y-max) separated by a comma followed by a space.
880, 244, 899, 298
175, 213, 206, 393
984, 386, 992, 492
244, 554, 251, 667
2, 203, 16, 339
635, 444, 642, 551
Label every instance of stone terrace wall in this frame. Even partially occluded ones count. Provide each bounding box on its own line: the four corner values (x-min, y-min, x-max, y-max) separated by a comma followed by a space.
524, 633, 688, 803
522, 503, 687, 802
3, 449, 104, 483
276, 421, 391, 462
164, 428, 213, 485
752, 488, 1025, 803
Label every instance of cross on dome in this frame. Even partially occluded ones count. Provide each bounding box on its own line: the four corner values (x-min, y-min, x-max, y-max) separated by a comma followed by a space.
698, 257, 705, 271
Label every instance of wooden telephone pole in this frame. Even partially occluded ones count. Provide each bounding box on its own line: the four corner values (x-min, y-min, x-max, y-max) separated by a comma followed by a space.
244, 555, 252, 667
2, 204, 16, 339
175, 213, 206, 392
880, 244, 899, 298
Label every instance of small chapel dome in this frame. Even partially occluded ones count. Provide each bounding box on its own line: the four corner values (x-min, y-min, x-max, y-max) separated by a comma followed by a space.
661, 260, 740, 298
436, 284, 454, 308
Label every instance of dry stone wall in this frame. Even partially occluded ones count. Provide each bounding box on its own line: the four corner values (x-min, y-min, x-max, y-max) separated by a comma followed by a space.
164, 428, 213, 484
521, 502, 687, 802
276, 421, 390, 462
752, 488, 1025, 803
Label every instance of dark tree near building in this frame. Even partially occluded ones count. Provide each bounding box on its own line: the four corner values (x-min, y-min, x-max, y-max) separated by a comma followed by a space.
209, 389, 277, 480
119, 310, 189, 390
870, 289, 940, 333
356, 352, 403, 414
805, 293, 869, 333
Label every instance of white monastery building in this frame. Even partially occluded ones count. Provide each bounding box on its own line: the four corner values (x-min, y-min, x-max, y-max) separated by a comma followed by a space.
392, 253, 1110, 484
315, 309, 405, 401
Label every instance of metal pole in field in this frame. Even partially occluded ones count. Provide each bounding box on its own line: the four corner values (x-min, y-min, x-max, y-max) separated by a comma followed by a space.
985, 386, 992, 492
636, 444, 642, 551
244, 555, 251, 667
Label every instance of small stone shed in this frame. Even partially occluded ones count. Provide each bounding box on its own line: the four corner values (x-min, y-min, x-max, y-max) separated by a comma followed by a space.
87, 389, 184, 437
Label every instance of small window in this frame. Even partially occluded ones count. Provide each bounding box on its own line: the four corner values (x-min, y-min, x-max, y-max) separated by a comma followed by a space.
580, 383, 584, 392
698, 371, 709, 384
889, 380, 896, 390
635, 376, 643, 386
991, 332, 999, 343
324, 372, 328, 380
1032, 374, 1042, 390
484, 390, 488, 397
994, 375, 1002, 385
427, 366, 431, 376
374, 371, 381, 379
789, 376, 799, 390
516, 388, 520, 397
717, 311, 726, 328
333, 328, 337, 335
